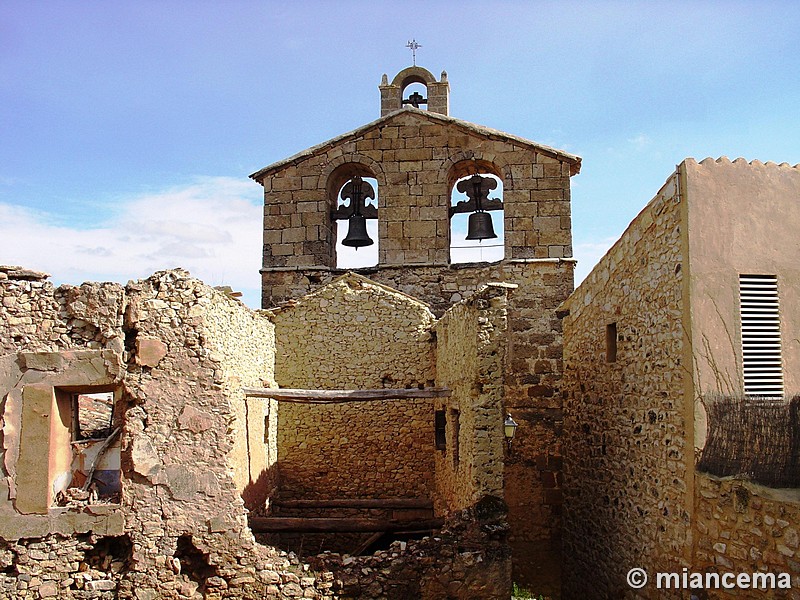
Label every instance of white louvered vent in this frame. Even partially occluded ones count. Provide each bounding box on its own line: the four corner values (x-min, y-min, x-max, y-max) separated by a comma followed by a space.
739, 274, 784, 398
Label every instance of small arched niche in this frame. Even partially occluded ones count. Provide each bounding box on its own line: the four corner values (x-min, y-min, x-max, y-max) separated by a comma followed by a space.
328, 164, 379, 269
448, 161, 505, 264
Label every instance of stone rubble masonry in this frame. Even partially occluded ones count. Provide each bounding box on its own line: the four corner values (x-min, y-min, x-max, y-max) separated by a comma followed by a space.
1, 265, 512, 599
309, 495, 512, 600
561, 173, 689, 598
434, 283, 510, 514
252, 90, 579, 593
0, 267, 336, 599
695, 475, 800, 597
261, 260, 572, 592
269, 273, 436, 501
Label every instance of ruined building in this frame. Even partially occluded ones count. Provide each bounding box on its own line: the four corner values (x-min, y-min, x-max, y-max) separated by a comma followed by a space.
5, 63, 796, 600
250, 64, 580, 595
0, 64, 578, 598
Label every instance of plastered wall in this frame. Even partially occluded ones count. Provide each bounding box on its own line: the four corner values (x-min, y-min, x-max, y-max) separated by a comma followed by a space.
685, 158, 800, 399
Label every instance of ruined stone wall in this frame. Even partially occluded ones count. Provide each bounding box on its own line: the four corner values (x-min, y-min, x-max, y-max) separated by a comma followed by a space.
0, 267, 341, 599
202, 288, 278, 511
561, 173, 691, 598
309, 496, 512, 600
263, 260, 572, 591
0, 266, 125, 354
270, 274, 436, 501
434, 284, 509, 514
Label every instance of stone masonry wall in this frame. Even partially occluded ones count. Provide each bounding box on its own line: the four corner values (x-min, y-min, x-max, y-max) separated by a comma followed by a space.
0, 267, 340, 599
269, 274, 436, 501
561, 173, 690, 599
694, 474, 800, 598
0, 265, 125, 354
202, 286, 278, 511
254, 108, 576, 273
433, 284, 509, 514
263, 260, 572, 592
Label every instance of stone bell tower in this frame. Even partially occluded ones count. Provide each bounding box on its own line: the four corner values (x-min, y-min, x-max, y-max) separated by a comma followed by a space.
251, 65, 580, 595
379, 66, 450, 116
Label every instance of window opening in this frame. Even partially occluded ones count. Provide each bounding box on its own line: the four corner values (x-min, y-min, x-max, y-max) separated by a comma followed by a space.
57, 390, 121, 505
402, 82, 428, 110
606, 323, 617, 363
449, 173, 504, 264
74, 392, 114, 440
333, 175, 379, 268
739, 274, 784, 398
450, 409, 460, 467
435, 410, 446, 450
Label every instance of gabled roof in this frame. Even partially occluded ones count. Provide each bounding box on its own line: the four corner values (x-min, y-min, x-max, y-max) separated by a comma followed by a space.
250, 107, 581, 182
267, 271, 435, 319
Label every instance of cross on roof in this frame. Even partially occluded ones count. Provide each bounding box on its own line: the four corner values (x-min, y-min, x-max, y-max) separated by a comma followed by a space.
406, 39, 421, 65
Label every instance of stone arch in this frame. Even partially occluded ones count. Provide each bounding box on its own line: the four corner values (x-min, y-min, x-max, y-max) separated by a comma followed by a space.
446, 158, 506, 264
445, 156, 507, 193
391, 66, 438, 89
325, 158, 382, 269
381, 67, 449, 116
324, 155, 385, 208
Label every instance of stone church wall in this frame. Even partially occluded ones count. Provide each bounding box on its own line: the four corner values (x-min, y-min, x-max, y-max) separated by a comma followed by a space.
561, 174, 690, 598
269, 274, 436, 502
256, 109, 575, 277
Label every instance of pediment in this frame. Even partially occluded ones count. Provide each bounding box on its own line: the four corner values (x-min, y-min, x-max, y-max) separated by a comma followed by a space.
250, 108, 581, 182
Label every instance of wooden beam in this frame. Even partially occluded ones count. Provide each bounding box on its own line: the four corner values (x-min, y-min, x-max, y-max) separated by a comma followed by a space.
248, 517, 444, 534
242, 387, 450, 402
272, 498, 433, 510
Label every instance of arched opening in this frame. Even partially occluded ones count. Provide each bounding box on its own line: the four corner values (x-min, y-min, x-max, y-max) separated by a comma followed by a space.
448, 162, 504, 264
401, 82, 428, 110
328, 164, 379, 269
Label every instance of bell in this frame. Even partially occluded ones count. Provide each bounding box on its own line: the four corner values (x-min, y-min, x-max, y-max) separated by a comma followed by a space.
465, 211, 497, 241
342, 214, 374, 248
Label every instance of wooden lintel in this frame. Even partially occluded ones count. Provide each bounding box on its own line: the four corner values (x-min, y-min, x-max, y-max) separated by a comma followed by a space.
248, 516, 444, 534
242, 387, 451, 402
272, 498, 434, 510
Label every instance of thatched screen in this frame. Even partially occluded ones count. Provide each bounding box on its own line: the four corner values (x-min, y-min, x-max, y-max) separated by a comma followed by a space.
697, 395, 800, 488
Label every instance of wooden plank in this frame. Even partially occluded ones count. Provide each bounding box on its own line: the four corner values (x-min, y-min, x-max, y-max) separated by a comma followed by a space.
248, 517, 444, 533
352, 531, 385, 556
272, 498, 433, 510
242, 387, 451, 402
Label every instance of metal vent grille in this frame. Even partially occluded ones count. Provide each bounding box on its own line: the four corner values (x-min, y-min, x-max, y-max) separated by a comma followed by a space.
739, 274, 784, 398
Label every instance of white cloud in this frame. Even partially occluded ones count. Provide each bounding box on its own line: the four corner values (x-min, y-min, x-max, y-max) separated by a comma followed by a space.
0, 177, 264, 307
628, 133, 652, 151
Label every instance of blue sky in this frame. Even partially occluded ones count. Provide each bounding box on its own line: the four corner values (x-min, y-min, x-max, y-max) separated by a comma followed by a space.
2, 1, 798, 308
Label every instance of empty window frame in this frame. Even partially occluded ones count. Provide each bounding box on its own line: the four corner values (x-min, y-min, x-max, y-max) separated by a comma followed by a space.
435, 410, 447, 450
606, 322, 618, 363
450, 409, 460, 467
739, 274, 784, 398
